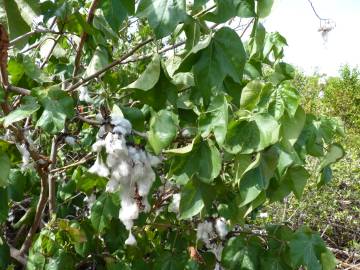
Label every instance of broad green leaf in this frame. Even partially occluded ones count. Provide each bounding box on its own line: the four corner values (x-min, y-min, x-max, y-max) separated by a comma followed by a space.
287, 166, 310, 199
317, 166, 332, 187
238, 146, 279, 206
137, 0, 187, 38
289, 227, 336, 270
199, 94, 228, 144
257, 0, 274, 18
148, 110, 179, 154
0, 236, 10, 269
13, 0, 39, 26
179, 180, 204, 219
7, 169, 28, 201
0, 152, 10, 187
36, 86, 75, 134
319, 143, 345, 171
233, 153, 260, 185
270, 62, 295, 85
170, 140, 221, 184
224, 113, 280, 154
91, 193, 119, 233
3, 96, 40, 127
100, 0, 134, 32
193, 27, 246, 103
84, 47, 109, 78
0, 188, 8, 223
164, 136, 200, 154
204, 0, 256, 23
240, 80, 264, 110
125, 54, 161, 91
3, 0, 30, 48
281, 107, 306, 145
269, 83, 299, 119
221, 236, 262, 270
177, 27, 246, 103
46, 250, 75, 270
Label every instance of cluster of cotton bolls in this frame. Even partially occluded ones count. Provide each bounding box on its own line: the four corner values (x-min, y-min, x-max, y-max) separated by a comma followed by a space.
196, 218, 229, 265
88, 110, 160, 246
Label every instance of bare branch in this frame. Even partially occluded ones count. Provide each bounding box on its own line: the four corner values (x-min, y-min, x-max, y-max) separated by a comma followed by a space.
6, 85, 31, 95
9, 245, 27, 265
72, 0, 101, 79
48, 137, 58, 215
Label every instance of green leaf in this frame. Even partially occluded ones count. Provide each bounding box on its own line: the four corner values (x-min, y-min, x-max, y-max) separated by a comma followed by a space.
125, 55, 161, 91
240, 80, 264, 110
224, 113, 280, 154
286, 166, 310, 199
137, 0, 187, 38
3, 96, 40, 127
177, 27, 246, 103
289, 227, 336, 270
179, 180, 204, 219
319, 143, 345, 171
257, 0, 274, 18
221, 236, 262, 270
7, 169, 28, 201
170, 140, 221, 184
46, 250, 75, 270
0, 188, 8, 223
148, 110, 179, 154
3, 0, 31, 48
0, 152, 10, 187
36, 86, 75, 134
100, 0, 134, 32
269, 83, 299, 120
204, 0, 256, 23
0, 236, 10, 269
91, 193, 119, 233
84, 47, 109, 78
194, 27, 246, 103
199, 94, 228, 144
238, 146, 279, 206
280, 107, 306, 145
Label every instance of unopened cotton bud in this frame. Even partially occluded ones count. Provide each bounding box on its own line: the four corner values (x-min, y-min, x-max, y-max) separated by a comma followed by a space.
64, 136, 76, 145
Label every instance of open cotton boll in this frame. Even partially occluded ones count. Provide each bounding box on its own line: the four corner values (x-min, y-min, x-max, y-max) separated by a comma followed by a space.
215, 218, 228, 239
78, 86, 93, 103
64, 136, 76, 145
168, 193, 180, 214
196, 221, 214, 243
105, 133, 127, 155
137, 178, 153, 197
89, 154, 109, 177
111, 118, 132, 134
84, 193, 96, 210
16, 143, 31, 169
125, 231, 137, 246
106, 177, 120, 193
119, 199, 139, 229
92, 139, 106, 152
147, 153, 161, 167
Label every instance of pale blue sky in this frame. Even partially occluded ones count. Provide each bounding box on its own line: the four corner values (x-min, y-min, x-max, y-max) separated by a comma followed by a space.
264, 0, 360, 76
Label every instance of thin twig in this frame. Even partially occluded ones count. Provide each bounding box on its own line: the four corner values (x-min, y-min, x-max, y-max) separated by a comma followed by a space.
240, 18, 255, 38
9, 28, 63, 47
72, 0, 101, 79
66, 38, 154, 92
50, 153, 95, 174
40, 34, 62, 69
307, 0, 330, 21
